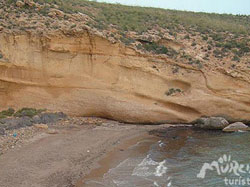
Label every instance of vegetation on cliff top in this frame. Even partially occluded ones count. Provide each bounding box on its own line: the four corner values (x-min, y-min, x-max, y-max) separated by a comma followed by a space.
20, 0, 250, 34
1, 0, 250, 69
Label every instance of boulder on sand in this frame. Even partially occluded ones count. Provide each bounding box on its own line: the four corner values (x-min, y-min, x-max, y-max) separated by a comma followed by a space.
195, 117, 229, 130
32, 112, 67, 124
223, 122, 250, 132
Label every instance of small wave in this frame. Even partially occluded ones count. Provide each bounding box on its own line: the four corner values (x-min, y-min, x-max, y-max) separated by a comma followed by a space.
167, 180, 172, 187
112, 179, 128, 186
132, 155, 167, 177
154, 160, 167, 177
159, 142, 164, 147
237, 130, 247, 133
154, 181, 160, 186
129, 140, 155, 149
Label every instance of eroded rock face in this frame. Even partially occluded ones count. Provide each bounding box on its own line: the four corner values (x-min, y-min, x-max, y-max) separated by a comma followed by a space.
223, 122, 250, 132
0, 31, 250, 123
194, 117, 229, 130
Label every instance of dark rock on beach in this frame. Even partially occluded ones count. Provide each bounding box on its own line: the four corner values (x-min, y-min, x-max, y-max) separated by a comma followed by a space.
194, 117, 229, 130
32, 112, 67, 124
223, 122, 250, 132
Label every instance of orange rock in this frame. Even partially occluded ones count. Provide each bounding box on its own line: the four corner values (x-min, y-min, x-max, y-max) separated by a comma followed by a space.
0, 32, 249, 124
49, 8, 64, 18
34, 124, 49, 130
24, 0, 35, 7
16, 1, 25, 7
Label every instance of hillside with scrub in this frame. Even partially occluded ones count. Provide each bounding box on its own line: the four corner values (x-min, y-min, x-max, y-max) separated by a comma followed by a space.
1, 0, 250, 70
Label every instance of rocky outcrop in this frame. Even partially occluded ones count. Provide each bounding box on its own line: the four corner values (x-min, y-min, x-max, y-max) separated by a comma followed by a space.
194, 117, 229, 130
223, 122, 250, 132
48, 8, 65, 18
0, 31, 250, 123
16, 1, 25, 7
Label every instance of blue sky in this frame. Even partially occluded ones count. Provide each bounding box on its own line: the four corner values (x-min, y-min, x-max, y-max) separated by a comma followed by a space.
94, 0, 250, 15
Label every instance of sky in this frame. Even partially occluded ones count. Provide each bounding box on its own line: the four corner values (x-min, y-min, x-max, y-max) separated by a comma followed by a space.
95, 0, 250, 15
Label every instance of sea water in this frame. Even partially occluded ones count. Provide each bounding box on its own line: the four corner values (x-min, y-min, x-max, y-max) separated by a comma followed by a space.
84, 127, 250, 187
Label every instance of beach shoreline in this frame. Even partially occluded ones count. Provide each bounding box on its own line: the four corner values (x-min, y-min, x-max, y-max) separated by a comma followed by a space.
0, 117, 172, 187
76, 131, 160, 186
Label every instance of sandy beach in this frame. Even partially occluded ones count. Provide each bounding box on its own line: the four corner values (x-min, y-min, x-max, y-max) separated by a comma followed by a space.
0, 117, 171, 187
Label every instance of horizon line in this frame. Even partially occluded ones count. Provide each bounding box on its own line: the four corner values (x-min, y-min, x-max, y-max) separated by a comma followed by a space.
91, 0, 250, 16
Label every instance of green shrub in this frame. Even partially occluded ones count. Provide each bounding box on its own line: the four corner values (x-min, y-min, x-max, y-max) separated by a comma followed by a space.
165, 88, 182, 96
211, 34, 224, 42
39, 5, 50, 16
188, 59, 203, 68
213, 49, 222, 56
136, 43, 143, 50
0, 108, 15, 119
232, 55, 240, 62
202, 35, 208, 41
184, 34, 190, 39
14, 108, 46, 118
208, 40, 213, 46
239, 46, 250, 55
223, 42, 234, 49
215, 43, 222, 47
191, 42, 196, 46
143, 42, 168, 54
120, 37, 135, 46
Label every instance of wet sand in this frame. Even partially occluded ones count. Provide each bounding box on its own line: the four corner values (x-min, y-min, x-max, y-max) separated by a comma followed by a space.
76, 133, 160, 186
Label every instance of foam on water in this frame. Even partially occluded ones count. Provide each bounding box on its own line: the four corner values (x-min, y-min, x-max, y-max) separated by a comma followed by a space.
167, 180, 172, 187
112, 180, 128, 186
93, 153, 170, 186
153, 181, 160, 186
132, 154, 166, 177
154, 160, 167, 177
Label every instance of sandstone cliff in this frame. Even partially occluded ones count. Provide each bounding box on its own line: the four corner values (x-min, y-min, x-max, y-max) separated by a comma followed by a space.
0, 31, 249, 123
